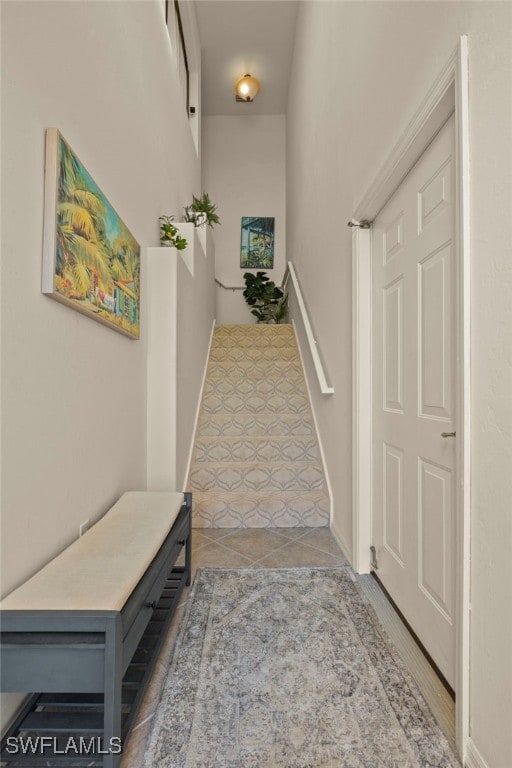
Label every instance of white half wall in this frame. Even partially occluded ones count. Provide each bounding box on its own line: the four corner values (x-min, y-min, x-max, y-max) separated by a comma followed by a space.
146, 248, 178, 491
176, 230, 215, 489
202, 115, 286, 324
146, 234, 215, 494
286, 3, 512, 766
0, 0, 200, 733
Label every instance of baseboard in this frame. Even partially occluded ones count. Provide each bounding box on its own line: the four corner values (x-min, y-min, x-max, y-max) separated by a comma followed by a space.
465, 739, 490, 768
182, 319, 216, 490
290, 320, 334, 526
330, 518, 353, 566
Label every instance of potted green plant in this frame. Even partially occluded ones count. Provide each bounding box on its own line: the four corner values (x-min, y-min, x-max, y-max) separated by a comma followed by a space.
243, 271, 288, 324
184, 192, 220, 228
159, 215, 188, 250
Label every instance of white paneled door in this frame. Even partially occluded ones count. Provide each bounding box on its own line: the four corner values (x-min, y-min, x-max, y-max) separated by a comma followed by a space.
372, 115, 456, 688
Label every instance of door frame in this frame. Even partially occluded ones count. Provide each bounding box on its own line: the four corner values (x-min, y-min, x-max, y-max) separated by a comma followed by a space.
351, 37, 470, 758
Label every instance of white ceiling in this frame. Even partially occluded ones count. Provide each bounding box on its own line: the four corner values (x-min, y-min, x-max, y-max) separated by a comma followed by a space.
195, 0, 299, 116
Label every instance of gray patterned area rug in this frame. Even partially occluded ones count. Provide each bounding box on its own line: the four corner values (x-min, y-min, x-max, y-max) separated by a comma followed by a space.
143, 568, 460, 768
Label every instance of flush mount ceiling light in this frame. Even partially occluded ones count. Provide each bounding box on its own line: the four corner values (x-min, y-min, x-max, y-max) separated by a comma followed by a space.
235, 74, 260, 102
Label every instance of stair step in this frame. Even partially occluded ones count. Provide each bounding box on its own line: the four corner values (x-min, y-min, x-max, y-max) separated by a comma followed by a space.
206, 359, 304, 380
203, 377, 306, 399
201, 392, 310, 415
214, 323, 294, 332
211, 338, 296, 350
190, 463, 325, 493
191, 491, 330, 528
212, 324, 295, 348
196, 413, 315, 438
209, 346, 299, 363
193, 436, 320, 463
189, 323, 329, 530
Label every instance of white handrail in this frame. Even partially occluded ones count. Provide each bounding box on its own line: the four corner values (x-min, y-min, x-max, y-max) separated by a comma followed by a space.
214, 278, 245, 290
282, 261, 334, 395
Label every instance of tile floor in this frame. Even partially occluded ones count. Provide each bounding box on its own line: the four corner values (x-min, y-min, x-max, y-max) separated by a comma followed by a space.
121, 526, 454, 767
189, 526, 349, 572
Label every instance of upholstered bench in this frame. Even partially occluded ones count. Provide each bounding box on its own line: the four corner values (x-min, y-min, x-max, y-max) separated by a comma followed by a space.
0, 491, 192, 768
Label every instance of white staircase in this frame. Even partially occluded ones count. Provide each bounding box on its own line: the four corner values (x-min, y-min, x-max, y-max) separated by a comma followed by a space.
188, 324, 329, 528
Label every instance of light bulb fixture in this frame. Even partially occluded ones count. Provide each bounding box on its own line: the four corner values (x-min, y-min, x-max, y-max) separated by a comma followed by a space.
235, 74, 260, 102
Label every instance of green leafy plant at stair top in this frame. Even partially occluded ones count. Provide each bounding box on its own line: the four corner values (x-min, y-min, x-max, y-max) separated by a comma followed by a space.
243, 271, 288, 324
159, 215, 188, 250
183, 192, 220, 228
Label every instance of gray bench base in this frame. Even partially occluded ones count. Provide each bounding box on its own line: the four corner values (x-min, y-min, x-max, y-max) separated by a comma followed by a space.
0, 494, 192, 767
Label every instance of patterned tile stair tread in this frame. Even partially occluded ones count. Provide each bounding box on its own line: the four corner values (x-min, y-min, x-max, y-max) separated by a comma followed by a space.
209, 346, 299, 362
205, 360, 304, 380
196, 413, 315, 437
193, 436, 320, 463
211, 324, 295, 345
189, 464, 326, 492
202, 378, 307, 397
191, 491, 330, 528
200, 393, 310, 415
190, 324, 329, 528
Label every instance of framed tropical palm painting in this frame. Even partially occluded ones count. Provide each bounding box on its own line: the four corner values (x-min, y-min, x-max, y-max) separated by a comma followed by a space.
240, 216, 275, 269
42, 128, 140, 339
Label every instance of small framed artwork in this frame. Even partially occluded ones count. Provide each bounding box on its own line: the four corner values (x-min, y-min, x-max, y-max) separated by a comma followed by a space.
240, 216, 275, 269
42, 128, 140, 339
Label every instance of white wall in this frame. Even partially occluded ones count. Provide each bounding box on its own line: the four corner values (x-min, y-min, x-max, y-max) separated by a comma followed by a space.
176, 229, 216, 488
202, 115, 286, 324
146, 232, 215, 493
286, 3, 512, 766
0, 0, 201, 731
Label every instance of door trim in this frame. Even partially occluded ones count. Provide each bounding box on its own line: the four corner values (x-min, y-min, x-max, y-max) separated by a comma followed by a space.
351, 37, 470, 759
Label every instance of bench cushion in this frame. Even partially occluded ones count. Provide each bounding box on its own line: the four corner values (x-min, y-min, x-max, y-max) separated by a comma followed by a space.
0, 492, 184, 612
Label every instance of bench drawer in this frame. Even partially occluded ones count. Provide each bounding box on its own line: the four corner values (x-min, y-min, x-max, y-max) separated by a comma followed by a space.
1, 644, 105, 692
